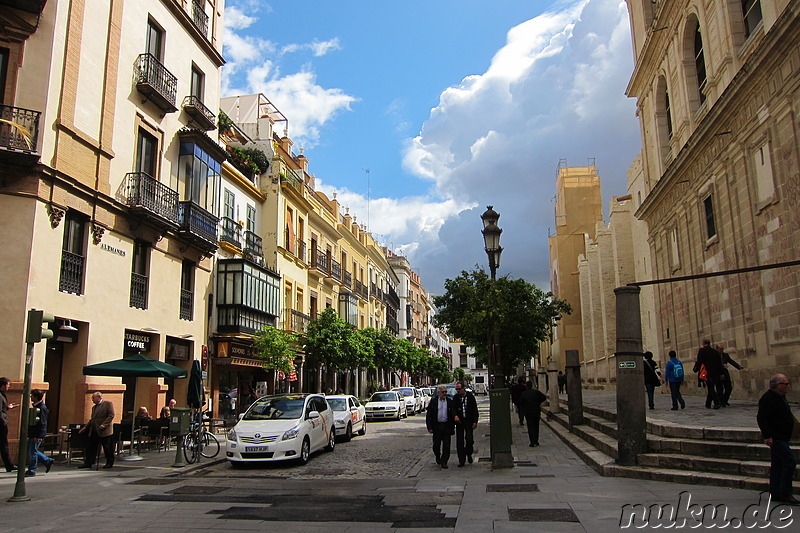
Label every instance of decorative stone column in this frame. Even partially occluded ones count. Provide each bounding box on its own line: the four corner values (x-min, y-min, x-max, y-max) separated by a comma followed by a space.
565, 349, 584, 429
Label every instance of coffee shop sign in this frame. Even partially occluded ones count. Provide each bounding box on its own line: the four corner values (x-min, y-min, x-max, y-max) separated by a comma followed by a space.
125, 331, 151, 352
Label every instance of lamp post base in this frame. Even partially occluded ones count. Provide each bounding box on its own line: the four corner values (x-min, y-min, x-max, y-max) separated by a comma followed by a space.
491, 451, 515, 469
488, 387, 514, 469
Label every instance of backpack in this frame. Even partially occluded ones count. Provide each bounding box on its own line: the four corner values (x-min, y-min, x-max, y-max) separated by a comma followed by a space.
673, 361, 684, 381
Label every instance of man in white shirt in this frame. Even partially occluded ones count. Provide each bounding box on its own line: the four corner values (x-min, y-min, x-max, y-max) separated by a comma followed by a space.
425, 385, 455, 468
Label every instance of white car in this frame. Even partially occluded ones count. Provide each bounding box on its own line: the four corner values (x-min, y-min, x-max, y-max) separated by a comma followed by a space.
416, 388, 430, 411
364, 391, 406, 420
392, 387, 423, 415
326, 394, 366, 441
226, 394, 336, 466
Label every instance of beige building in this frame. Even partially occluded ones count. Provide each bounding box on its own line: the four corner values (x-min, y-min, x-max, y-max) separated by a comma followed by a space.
625, 0, 800, 398
0, 0, 226, 445
547, 165, 603, 369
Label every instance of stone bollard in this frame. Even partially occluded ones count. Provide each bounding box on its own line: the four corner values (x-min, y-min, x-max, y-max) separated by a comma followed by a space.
565, 350, 584, 429
547, 359, 560, 414
614, 285, 646, 466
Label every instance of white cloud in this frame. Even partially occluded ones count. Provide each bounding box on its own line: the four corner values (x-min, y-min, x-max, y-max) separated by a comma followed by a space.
224, 6, 257, 30
282, 38, 342, 57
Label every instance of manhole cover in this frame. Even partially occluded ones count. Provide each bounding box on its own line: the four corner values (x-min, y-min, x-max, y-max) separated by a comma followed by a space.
168, 485, 228, 495
486, 484, 539, 493
509, 508, 580, 522
127, 478, 180, 485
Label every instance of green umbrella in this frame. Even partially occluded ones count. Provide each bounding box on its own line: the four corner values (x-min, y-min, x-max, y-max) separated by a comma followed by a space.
186, 360, 205, 409
83, 354, 187, 460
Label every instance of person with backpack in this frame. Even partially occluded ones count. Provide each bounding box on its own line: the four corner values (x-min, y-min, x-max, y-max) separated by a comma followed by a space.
665, 350, 686, 410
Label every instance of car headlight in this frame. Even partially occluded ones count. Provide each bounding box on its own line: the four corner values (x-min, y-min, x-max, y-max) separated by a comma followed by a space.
227, 428, 237, 441
282, 425, 301, 441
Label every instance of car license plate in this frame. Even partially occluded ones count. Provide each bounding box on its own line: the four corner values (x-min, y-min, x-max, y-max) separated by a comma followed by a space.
244, 446, 270, 452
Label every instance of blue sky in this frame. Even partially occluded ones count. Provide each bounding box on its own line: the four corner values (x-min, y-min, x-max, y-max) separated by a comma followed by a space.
222, 0, 642, 294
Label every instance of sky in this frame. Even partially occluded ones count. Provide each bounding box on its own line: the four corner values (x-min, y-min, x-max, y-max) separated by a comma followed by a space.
221, 0, 642, 294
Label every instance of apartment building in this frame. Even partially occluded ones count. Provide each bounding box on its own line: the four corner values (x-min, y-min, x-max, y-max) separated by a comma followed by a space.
0, 0, 225, 442
625, 0, 800, 398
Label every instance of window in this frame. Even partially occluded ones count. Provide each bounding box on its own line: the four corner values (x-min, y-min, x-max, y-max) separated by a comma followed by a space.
669, 228, 680, 271
216, 259, 281, 334
0, 48, 8, 105
59, 211, 87, 294
694, 24, 707, 104
146, 19, 164, 60
742, 1, 763, 38
136, 129, 158, 177
180, 260, 195, 320
179, 142, 221, 211
754, 142, 775, 203
130, 241, 150, 309
223, 189, 235, 220
190, 66, 204, 100
656, 77, 673, 162
703, 195, 717, 240
246, 205, 256, 232
665, 88, 672, 139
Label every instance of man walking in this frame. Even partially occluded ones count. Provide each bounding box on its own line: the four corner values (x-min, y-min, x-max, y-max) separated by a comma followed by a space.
756, 374, 798, 505
453, 381, 478, 467
717, 344, 742, 407
664, 351, 686, 410
519, 381, 547, 447
425, 385, 455, 468
79, 391, 115, 469
694, 339, 724, 409
1, 377, 18, 472
25, 389, 54, 476
510, 377, 526, 426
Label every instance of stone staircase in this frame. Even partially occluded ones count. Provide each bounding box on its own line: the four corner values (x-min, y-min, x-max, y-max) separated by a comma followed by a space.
543, 402, 800, 492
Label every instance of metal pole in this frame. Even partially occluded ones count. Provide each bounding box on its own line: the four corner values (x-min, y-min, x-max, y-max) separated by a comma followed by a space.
9, 343, 34, 502
614, 285, 646, 466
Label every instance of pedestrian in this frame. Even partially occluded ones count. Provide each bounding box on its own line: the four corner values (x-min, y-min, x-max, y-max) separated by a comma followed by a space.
756, 374, 799, 505
510, 377, 526, 426
453, 380, 478, 467
557, 371, 567, 394
1, 377, 18, 472
425, 384, 455, 468
519, 381, 548, 447
664, 350, 686, 410
717, 344, 742, 407
25, 389, 54, 477
159, 398, 175, 419
78, 391, 115, 469
643, 351, 663, 410
693, 339, 724, 409
136, 406, 152, 422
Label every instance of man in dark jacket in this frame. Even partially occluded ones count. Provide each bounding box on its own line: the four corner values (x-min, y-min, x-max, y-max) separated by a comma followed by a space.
757, 374, 798, 505
25, 389, 54, 476
693, 339, 724, 409
1, 377, 18, 472
453, 381, 478, 467
520, 381, 548, 447
425, 385, 455, 468
717, 344, 743, 407
510, 377, 526, 426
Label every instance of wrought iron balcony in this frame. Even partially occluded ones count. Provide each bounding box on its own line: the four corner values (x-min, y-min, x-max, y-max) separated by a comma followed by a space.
134, 53, 178, 113
220, 217, 242, 248
343, 271, 352, 288
311, 251, 329, 274
296, 239, 306, 262
130, 272, 148, 309
178, 201, 218, 252
191, 0, 209, 37
125, 172, 180, 229
284, 309, 311, 333
243, 230, 263, 259
355, 280, 368, 299
180, 288, 194, 320
59, 251, 84, 295
182, 96, 215, 130
0, 104, 40, 164
331, 259, 342, 281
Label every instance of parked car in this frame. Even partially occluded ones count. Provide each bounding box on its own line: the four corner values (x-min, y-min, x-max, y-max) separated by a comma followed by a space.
392, 387, 423, 415
326, 394, 366, 441
416, 388, 430, 411
364, 391, 405, 420
226, 393, 336, 466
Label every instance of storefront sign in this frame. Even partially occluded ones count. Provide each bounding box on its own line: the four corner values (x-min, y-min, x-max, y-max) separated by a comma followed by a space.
166, 342, 190, 360
215, 340, 257, 360
124, 331, 151, 352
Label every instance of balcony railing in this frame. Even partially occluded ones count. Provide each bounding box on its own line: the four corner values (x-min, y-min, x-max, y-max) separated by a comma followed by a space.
59, 251, 84, 294
0, 104, 40, 157
134, 53, 178, 113
284, 309, 312, 333
125, 172, 180, 228
182, 96, 215, 130
220, 217, 242, 248
296, 239, 306, 262
130, 272, 148, 309
191, 0, 209, 37
312, 251, 329, 274
355, 279, 368, 299
343, 271, 352, 288
331, 259, 342, 281
243, 230, 263, 258
180, 288, 194, 320
178, 201, 218, 250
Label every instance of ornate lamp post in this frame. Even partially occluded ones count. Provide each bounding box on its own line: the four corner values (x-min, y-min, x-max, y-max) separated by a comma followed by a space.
480, 206, 513, 468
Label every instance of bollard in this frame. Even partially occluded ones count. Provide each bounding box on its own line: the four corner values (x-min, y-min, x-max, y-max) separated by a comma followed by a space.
565, 350, 584, 429
547, 359, 560, 414
614, 285, 646, 466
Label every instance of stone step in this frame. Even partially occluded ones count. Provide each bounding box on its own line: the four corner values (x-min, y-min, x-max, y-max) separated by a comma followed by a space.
637, 452, 800, 481
547, 410, 618, 459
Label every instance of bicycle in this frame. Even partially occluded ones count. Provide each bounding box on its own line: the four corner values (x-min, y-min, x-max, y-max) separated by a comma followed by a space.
182, 409, 220, 464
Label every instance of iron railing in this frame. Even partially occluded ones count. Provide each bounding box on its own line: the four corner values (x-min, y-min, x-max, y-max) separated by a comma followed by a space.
312, 251, 329, 274
134, 53, 178, 112
59, 251, 84, 294
331, 259, 342, 281
180, 288, 194, 320
182, 95, 216, 130
284, 309, 311, 333
243, 230, 263, 258
220, 217, 242, 248
343, 271, 352, 288
296, 239, 306, 262
0, 104, 40, 152
130, 272, 148, 309
178, 201, 218, 245
191, 0, 209, 37
125, 172, 180, 225
355, 279, 368, 299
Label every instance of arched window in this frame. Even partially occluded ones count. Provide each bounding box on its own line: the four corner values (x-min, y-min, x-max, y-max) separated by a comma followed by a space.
655, 76, 673, 163
742, 1, 762, 38
694, 23, 707, 104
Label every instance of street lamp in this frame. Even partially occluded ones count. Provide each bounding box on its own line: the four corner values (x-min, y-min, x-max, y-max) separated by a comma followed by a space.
480, 206, 513, 469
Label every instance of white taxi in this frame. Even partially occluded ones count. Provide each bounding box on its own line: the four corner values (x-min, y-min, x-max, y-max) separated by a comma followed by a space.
226, 394, 335, 466
364, 390, 406, 421
326, 394, 366, 441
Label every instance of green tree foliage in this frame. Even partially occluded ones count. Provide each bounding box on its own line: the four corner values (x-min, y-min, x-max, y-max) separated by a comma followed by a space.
303, 307, 354, 371
433, 267, 571, 376
426, 356, 452, 384
253, 325, 298, 374
453, 367, 466, 382
360, 327, 396, 370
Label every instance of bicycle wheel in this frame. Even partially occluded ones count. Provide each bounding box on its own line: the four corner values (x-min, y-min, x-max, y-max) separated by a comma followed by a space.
183, 434, 199, 464
200, 431, 220, 459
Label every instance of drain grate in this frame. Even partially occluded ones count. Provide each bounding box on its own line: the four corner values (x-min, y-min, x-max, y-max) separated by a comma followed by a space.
509, 508, 580, 522
486, 483, 539, 493
127, 478, 180, 485
168, 485, 228, 495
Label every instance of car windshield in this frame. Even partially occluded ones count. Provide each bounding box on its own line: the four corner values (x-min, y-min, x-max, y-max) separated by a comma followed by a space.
243, 396, 305, 420
370, 392, 397, 402
395, 389, 413, 397
327, 398, 348, 411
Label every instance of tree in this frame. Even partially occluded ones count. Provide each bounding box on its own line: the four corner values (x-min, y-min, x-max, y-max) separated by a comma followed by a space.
453, 367, 466, 382
253, 325, 298, 374
434, 267, 571, 377
426, 356, 452, 384
304, 308, 355, 391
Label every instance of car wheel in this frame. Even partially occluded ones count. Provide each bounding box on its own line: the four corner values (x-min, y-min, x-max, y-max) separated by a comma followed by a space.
324, 427, 336, 452
358, 419, 367, 436
344, 423, 352, 442
296, 437, 311, 465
